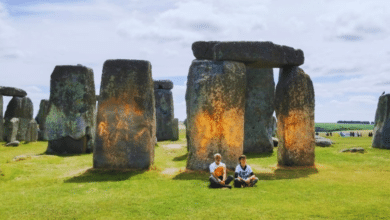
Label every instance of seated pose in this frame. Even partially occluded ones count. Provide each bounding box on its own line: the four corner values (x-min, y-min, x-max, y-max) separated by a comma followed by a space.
234, 155, 259, 188
209, 153, 234, 189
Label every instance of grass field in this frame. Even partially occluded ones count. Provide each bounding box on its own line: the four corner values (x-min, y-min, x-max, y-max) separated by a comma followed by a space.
1, 129, 390, 219
315, 123, 374, 132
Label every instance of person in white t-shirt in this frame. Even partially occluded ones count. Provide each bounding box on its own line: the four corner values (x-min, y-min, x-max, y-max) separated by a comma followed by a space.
234, 155, 258, 188
209, 153, 234, 189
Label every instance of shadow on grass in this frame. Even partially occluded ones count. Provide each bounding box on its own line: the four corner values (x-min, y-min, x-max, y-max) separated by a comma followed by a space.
64, 168, 146, 183
245, 152, 275, 159
37, 152, 90, 158
172, 167, 318, 181
173, 153, 188, 161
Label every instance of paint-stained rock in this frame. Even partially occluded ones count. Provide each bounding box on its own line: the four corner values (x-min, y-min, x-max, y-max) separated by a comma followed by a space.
244, 67, 275, 153
315, 136, 332, 147
7, 118, 19, 143
45, 65, 96, 154
186, 60, 246, 170
372, 94, 390, 149
154, 87, 174, 141
3, 97, 33, 141
35, 99, 50, 141
25, 119, 38, 142
0, 86, 27, 97
191, 41, 304, 67
94, 59, 156, 169
154, 80, 174, 90
172, 118, 179, 141
275, 66, 315, 166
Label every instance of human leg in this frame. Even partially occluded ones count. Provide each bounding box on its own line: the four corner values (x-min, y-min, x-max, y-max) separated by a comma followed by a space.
248, 177, 259, 187
225, 175, 234, 185
234, 178, 246, 188
209, 175, 222, 188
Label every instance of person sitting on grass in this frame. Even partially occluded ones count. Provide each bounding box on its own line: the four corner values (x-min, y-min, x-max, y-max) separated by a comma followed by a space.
234, 155, 258, 188
209, 153, 234, 189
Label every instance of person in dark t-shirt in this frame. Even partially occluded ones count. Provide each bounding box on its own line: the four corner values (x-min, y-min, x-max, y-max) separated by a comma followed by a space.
234, 155, 259, 188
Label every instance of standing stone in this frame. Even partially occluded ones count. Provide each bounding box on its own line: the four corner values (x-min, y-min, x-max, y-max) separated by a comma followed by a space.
94, 59, 156, 169
25, 119, 38, 142
275, 66, 315, 166
45, 65, 96, 154
172, 118, 179, 141
186, 60, 246, 170
244, 67, 275, 153
372, 94, 390, 149
0, 95, 3, 142
8, 118, 19, 143
154, 80, 174, 141
270, 116, 277, 137
35, 99, 50, 141
4, 97, 33, 142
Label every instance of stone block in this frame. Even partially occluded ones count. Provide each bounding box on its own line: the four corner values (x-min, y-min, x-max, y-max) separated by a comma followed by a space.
372, 94, 390, 149
186, 60, 246, 170
7, 118, 19, 143
35, 99, 50, 141
275, 66, 315, 166
155, 88, 174, 141
244, 67, 275, 153
172, 118, 179, 141
25, 119, 38, 142
0, 95, 3, 142
0, 86, 27, 97
154, 80, 173, 90
94, 59, 156, 169
4, 97, 33, 141
45, 65, 96, 154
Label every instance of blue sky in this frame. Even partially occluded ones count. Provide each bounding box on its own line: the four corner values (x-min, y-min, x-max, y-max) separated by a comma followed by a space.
0, 0, 389, 122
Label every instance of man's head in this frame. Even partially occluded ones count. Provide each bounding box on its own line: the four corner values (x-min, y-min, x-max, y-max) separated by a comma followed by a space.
238, 155, 246, 167
214, 153, 222, 165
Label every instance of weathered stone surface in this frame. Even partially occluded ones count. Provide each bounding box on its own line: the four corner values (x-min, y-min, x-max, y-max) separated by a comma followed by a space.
192, 41, 219, 60
45, 65, 96, 154
154, 80, 174, 90
0, 95, 3, 141
155, 88, 174, 141
244, 67, 275, 154
0, 86, 27, 97
372, 94, 390, 149
186, 60, 246, 170
315, 136, 332, 147
4, 97, 33, 141
35, 99, 50, 141
94, 59, 156, 169
192, 41, 304, 67
6, 141, 20, 147
271, 116, 277, 137
275, 66, 315, 166
7, 118, 19, 143
25, 119, 38, 142
172, 118, 179, 141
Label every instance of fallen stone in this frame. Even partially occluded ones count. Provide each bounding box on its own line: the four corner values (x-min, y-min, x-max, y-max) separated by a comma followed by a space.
315, 136, 332, 147
45, 65, 96, 154
94, 59, 156, 169
172, 118, 179, 141
6, 140, 20, 146
25, 119, 38, 142
272, 137, 279, 147
244, 67, 275, 154
372, 94, 390, 149
155, 87, 174, 141
0, 86, 27, 97
340, 147, 365, 153
275, 66, 315, 166
35, 99, 50, 141
192, 41, 304, 67
186, 60, 246, 170
3, 96, 33, 141
154, 80, 174, 90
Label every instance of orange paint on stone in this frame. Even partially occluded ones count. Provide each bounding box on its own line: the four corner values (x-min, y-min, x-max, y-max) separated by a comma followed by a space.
282, 109, 314, 150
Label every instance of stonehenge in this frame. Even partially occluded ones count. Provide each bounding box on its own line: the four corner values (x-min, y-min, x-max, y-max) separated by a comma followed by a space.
172, 118, 179, 141
188, 41, 314, 168
94, 59, 156, 169
186, 60, 246, 170
45, 65, 96, 154
25, 119, 38, 142
35, 99, 50, 141
372, 94, 390, 149
154, 80, 175, 141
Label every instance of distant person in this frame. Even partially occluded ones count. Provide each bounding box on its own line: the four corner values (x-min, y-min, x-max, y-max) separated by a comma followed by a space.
340, 132, 345, 137
330, 132, 333, 136
316, 132, 319, 136
209, 153, 233, 189
326, 132, 329, 137
234, 155, 258, 188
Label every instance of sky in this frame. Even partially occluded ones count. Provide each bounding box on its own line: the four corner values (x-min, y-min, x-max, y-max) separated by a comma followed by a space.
0, 0, 389, 122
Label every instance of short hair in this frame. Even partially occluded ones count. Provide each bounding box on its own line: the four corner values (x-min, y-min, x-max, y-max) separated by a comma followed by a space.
238, 155, 246, 161
214, 153, 221, 159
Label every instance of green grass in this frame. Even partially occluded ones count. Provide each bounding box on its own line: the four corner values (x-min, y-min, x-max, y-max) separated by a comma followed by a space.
1, 129, 390, 219
315, 123, 374, 132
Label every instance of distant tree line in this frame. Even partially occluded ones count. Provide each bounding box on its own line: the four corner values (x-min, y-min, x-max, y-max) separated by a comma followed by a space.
337, 120, 374, 125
